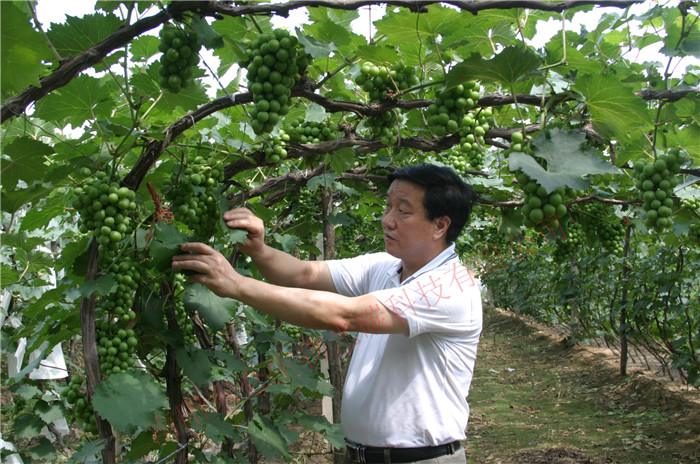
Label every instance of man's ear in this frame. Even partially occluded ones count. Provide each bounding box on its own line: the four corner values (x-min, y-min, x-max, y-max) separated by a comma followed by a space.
434, 216, 451, 241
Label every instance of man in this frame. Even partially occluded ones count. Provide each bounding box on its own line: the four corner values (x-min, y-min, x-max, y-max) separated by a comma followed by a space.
172, 163, 482, 464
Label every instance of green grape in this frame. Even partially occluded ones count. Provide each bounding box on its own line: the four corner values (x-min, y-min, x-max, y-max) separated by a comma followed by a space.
240, 29, 310, 135
508, 130, 532, 154
262, 136, 288, 164
101, 256, 141, 322
552, 221, 585, 262
96, 318, 137, 376
440, 108, 492, 170
356, 62, 419, 101
575, 202, 626, 255
71, 169, 138, 261
365, 111, 400, 146
157, 23, 201, 93
283, 118, 339, 144
515, 171, 572, 233
682, 196, 700, 243
426, 81, 480, 137
62, 375, 98, 435
165, 153, 225, 238
281, 324, 302, 340
354, 62, 420, 145
632, 151, 683, 232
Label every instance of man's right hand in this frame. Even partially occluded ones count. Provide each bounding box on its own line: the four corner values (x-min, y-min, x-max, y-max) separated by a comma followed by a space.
222, 208, 266, 257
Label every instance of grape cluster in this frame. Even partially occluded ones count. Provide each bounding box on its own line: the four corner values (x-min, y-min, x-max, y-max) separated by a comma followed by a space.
280, 324, 301, 340
366, 111, 400, 146
516, 172, 570, 229
165, 154, 225, 238
509, 130, 530, 153
157, 23, 201, 93
262, 136, 288, 164
102, 256, 140, 322
632, 151, 683, 231
427, 81, 480, 137
460, 109, 492, 169
72, 169, 137, 258
241, 29, 310, 135
62, 376, 97, 435
283, 118, 338, 144
682, 197, 700, 242
96, 319, 137, 376
576, 202, 625, 255
553, 221, 585, 262
355, 62, 419, 101
171, 276, 197, 345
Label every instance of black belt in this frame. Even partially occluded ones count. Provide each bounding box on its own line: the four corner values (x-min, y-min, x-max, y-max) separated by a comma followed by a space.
345, 440, 460, 464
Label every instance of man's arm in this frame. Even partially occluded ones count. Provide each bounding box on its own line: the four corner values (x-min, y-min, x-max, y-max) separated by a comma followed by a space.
172, 242, 408, 335
224, 208, 336, 292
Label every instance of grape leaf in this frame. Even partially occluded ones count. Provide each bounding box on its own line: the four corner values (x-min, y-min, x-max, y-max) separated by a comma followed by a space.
303, 18, 354, 47
67, 439, 107, 464
296, 30, 337, 58
20, 195, 68, 232
191, 15, 224, 50
573, 73, 651, 141
307, 173, 336, 191
375, 4, 461, 44
446, 46, 541, 89
13, 413, 43, 438
29, 437, 56, 461
34, 75, 113, 127
175, 347, 229, 385
248, 414, 292, 459
123, 431, 160, 460
1, 137, 54, 189
130, 35, 160, 62
508, 129, 621, 193
189, 410, 241, 445
184, 283, 238, 331
92, 370, 168, 434
79, 274, 117, 298
355, 45, 399, 65
1, 184, 52, 214
148, 223, 192, 272
297, 415, 345, 448
219, 194, 248, 244
0, 3, 52, 98
47, 13, 123, 58
35, 401, 65, 425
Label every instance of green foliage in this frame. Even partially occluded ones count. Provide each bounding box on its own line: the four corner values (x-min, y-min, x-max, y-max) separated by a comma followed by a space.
1, 0, 699, 461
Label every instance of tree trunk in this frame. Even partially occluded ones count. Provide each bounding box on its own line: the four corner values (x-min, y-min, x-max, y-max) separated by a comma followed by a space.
619, 223, 633, 376
79, 240, 116, 464
322, 186, 346, 464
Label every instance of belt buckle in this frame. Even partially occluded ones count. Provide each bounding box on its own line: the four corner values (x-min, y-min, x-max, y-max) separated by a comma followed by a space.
347, 443, 367, 464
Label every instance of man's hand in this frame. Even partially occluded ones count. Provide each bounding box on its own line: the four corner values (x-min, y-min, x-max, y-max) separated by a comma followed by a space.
172, 242, 240, 298
222, 208, 265, 257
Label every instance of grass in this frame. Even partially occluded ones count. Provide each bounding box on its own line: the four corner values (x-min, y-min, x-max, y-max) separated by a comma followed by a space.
464, 308, 700, 464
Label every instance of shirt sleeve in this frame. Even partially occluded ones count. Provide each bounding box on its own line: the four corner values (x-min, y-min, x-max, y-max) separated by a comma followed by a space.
327, 252, 392, 297
371, 263, 482, 338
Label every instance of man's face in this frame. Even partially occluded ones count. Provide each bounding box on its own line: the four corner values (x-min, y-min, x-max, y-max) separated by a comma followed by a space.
381, 179, 442, 261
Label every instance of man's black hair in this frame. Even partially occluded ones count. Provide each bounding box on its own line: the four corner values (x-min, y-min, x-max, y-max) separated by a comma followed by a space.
387, 163, 479, 243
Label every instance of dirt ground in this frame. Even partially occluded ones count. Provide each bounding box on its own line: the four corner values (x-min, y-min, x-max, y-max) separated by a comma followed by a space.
280, 307, 700, 464
463, 308, 700, 464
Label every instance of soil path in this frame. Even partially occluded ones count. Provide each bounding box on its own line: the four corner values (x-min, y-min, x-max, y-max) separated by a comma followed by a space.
464, 308, 700, 464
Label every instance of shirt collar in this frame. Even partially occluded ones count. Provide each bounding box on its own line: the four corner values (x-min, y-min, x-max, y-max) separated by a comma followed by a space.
388, 243, 458, 286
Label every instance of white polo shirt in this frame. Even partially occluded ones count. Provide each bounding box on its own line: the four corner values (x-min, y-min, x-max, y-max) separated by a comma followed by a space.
327, 244, 482, 448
